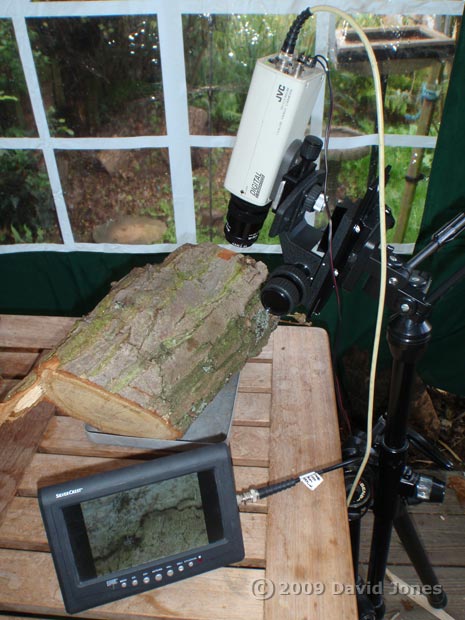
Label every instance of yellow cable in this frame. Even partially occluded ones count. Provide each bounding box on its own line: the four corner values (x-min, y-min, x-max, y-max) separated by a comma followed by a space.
310, 5, 387, 506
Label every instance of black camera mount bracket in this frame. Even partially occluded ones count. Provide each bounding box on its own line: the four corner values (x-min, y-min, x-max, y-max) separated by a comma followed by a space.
261, 135, 396, 318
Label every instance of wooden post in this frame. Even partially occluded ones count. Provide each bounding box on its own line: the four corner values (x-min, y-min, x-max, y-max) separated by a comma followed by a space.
393, 62, 445, 243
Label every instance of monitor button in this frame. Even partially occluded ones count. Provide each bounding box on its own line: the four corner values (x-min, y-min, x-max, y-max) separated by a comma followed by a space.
154, 573, 163, 582
178, 565, 185, 572
167, 569, 174, 577
131, 579, 138, 587
143, 576, 150, 584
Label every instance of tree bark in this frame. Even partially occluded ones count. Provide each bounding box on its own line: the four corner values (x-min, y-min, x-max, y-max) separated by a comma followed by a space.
0, 244, 278, 438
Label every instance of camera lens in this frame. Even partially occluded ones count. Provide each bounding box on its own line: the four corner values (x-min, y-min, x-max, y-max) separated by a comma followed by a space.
224, 194, 270, 248
260, 265, 310, 316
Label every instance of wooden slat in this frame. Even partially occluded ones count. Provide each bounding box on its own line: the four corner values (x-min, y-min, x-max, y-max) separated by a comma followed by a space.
0, 616, 46, 620
250, 338, 273, 361
230, 426, 269, 467
237, 362, 272, 393
264, 327, 357, 620
0, 314, 75, 349
382, 565, 465, 619
39, 415, 271, 467
39, 415, 155, 458
17, 453, 145, 497
0, 497, 48, 551
0, 497, 267, 566
0, 550, 264, 620
239, 512, 267, 567
233, 392, 271, 427
0, 350, 39, 378
0, 403, 55, 520
0, 617, 55, 620
359, 512, 465, 567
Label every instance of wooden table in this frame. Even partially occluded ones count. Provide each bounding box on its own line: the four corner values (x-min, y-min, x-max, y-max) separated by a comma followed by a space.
0, 315, 357, 619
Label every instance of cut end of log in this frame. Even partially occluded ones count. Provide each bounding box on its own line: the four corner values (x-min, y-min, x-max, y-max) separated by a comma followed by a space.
14, 383, 44, 414
0, 378, 44, 426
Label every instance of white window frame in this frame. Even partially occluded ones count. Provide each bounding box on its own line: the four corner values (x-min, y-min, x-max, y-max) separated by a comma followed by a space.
0, 0, 463, 255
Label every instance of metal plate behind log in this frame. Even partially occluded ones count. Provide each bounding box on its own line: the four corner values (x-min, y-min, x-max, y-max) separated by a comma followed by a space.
85, 373, 239, 449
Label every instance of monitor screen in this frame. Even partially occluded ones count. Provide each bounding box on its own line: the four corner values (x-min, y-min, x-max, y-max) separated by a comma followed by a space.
64, 470, 222, 581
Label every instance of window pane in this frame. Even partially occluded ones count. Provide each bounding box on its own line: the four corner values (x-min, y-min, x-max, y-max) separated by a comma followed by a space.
56, 149, 174, 243
27, 16, 164, 137
0, 150, 61, 244
183, 14, 315, 136
331, 146, 433, 244
385, 145, 433, 244
0, 19, 38, 137
331, 14, 457, 137
192, 146, 277, 245
192, 147, 229, 244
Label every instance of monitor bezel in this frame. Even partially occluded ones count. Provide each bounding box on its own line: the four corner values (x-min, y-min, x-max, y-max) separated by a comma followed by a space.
38, 443, 244, 614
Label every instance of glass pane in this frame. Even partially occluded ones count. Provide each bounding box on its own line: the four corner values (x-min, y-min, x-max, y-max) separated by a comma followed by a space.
0, 150, 61, 244
27, 16, 164, 137
385, 145, 433, 244
192, 147, 229, 244
330, 14, 457, 137
56, 149, 175, 243
192, 146, 277, 245
183, 14, 315, 136
0, 19, 38, 137
332, 146, 433, 244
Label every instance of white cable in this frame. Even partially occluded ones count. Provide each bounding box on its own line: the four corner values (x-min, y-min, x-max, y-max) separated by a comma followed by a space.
309, 5, 387, 507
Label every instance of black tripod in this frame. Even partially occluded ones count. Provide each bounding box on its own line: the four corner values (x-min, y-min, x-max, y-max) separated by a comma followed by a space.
253, 136, 465, 619
345, 218, 465, 619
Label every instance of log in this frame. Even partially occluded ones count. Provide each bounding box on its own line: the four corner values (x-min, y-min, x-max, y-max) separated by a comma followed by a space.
0, 244, 278, 439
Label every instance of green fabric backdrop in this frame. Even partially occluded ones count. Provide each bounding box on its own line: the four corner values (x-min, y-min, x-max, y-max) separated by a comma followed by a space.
410, 17, 465, 394
0, 252, 164, 317
1, 15, 464, 394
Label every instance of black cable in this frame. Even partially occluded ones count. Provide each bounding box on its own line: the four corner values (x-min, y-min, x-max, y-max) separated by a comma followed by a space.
237, 457, 362, 504
281, 7, 313, 55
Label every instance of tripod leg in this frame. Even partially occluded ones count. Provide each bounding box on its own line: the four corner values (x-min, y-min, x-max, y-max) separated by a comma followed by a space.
394, 501, 447, 609
350, 518, 377, 620
366, 508, 395, 618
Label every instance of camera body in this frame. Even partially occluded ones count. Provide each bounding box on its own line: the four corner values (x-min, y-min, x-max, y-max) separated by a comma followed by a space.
224, 53, 325, 247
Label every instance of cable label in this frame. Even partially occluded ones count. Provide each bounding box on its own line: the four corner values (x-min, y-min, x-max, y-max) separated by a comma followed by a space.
299, 472, 323, 491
